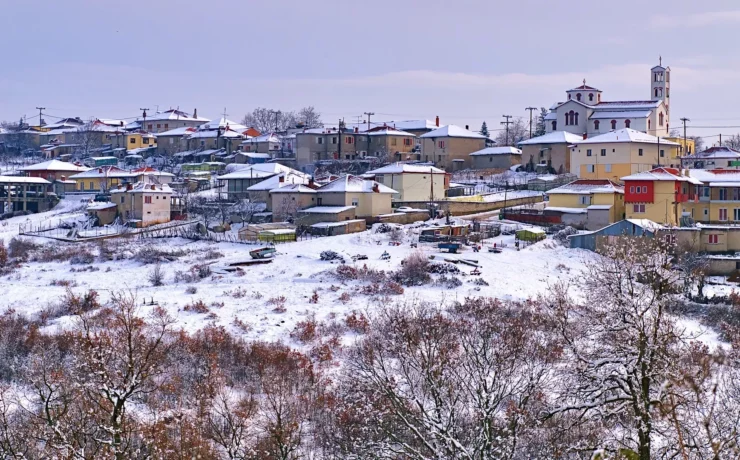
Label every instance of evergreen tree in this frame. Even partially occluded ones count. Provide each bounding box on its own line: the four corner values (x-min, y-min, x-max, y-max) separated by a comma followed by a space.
479, 121, 489, 138
534, 108, 548, 137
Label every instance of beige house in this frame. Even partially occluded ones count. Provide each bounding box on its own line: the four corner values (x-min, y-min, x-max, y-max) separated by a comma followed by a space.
217, 163, 310, 200
241, 133, 281, 154
248, 173, 315, 207
315, 175, 396, 218
155, 127, 195, 156
469, 147, 522, 170
294, 128, 369, 169
519, 131, 584, 174
420, 125, 487, 171
366, 163, 448, 202
365, 127, 418, 162
110, 182, 173, 227
139, 109, 210, 134
269, 184, 318, 221
570, 128, 680, 181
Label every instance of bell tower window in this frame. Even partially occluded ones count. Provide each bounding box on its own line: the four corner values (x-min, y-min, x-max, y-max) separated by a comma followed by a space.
576, 93, 582, 102
659, 113, 664, 126
588, 93, 594, 102
625, 119, 631, 128
594, 120, 600, 130
551, 121, 557, 130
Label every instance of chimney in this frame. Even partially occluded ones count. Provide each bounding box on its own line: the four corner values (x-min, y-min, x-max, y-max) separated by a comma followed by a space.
279, 175, 285, 183
372, 183, 379, 193
151, 184, 156, 190
126, 183, 132, 191
465, 125, 469, 130
193, 108, 198, 119
354, 127, 358, 133
582, 133, 587, 140
435, 116, 440, 127
308, 176, 314, 187
98, 168, 102, 173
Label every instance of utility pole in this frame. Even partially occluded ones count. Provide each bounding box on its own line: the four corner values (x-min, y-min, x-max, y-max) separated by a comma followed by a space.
140, 108, 149, 131
338, 118, 344, 160
363, 112, 375, 132
680, 117, 690, 155
500, 115, 513, 146
35, 107, 46, 127
269, 110, 281, 132
525, 107, 537, 139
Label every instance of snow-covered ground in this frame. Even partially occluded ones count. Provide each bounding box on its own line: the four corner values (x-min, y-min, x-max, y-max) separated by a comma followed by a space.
0, 198, 725, 349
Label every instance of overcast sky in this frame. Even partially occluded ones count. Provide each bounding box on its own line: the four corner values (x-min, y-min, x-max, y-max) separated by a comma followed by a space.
1, 0, 739, 141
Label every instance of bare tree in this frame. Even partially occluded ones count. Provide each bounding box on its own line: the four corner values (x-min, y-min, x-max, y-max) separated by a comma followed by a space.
241, 107, 322, 133
296, 106, 323, 129
494, 118, 528, 146
232, 199, 264, 225
70, 121, 104, 157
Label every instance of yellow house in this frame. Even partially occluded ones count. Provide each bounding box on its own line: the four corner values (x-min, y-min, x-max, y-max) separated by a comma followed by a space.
665, 136, 695, 156
420, 125, 487, 171
69, 166, 134, 192
110, 182, 173, 227
316, 175, 397, 219
570, 128, 681, 181
125, 132, 157, 150
547, 179, 625, 225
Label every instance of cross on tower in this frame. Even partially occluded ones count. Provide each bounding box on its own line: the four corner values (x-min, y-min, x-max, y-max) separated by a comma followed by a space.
659, 55, 662, 66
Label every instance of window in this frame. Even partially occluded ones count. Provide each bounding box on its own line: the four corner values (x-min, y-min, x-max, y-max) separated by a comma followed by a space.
720, 188, 728, 200
145, 196, 152, 204
733, 209, 740, 221
594, 120, 600, 130
148, 124, 152, 130
551, 121, 557, 130
659, 113, 664, 126
156, 124, 161, 129
586, 149, 592, 157
625, 119, 631, 128
589, 93, 594, 102
391, 138, 397, 146
586, 165, 595, 173
719, 208, 728, 221
317, 197, 323, 205
489, 157, 493, 162
169, 138, 174, 144
600, 149, 606, 156
576, 93, 582, 102
605, 164, 612, 173
654, 88, 659, 98
704, 208, 709, 217
708, 234, 719, 244
574, 112, 579, 125
648, 120, 651, 130
639, 148, 643, 156
660, 149, 664, 157
633, 204, 646, 213
642, 186, 647, 193
351, 198, 359, 206
120, 196, 124, 203
130, 138, 135, 144
611, 120, 617, 130
317, 137, 323, 144
345, 137, 354, 145
89, 182, 94, 190
438, 141, 445, 148
630, 186, 635, 193
579, 196, 591, 205
403, 138, 412, 146
164, 124, 168, 129
143, 138, 149, 145
331, 137, 337, 144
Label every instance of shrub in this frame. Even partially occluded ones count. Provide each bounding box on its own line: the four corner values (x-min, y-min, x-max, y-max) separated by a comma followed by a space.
393, 251, 431, 286
428, 262, 461, 275
185, 286, 198, 295
320, 250, 344, 262
268, 296, 287, 313
232, 317, 252, 333
345, 311, 369, 334
291, 318, 318, 343
554, 226, 578, 245
338, 292, 351, 303
335, 264, 386, 283
309, 342, 333, 362
135, 245, 188, 264
148, 263, 165, 287
183, 300, 210, 314
471, 277, 489, 286
69, 249, 95, 265
309, 290, 319, 304
8, 237, 38, 260
436, 275, 463, 289
203, 249, 224, 260
50, 279, 77, 287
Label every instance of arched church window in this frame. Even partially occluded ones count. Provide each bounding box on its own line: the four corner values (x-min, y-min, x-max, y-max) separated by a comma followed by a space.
574, 113, 579, 125
598, 94, 601, 102
594, 120, 600, 130
611, 120, 617, 130
654, 88, 658, 97
625, 119, 631, 128
648, 119, 651, 130
576, 93, 582, 102
568, 94, 571, 100
659, 113, 664, 126
588, 93, 594, 102
552, 121, 557, 130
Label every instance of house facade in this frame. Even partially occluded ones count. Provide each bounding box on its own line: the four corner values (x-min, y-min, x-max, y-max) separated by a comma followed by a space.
546, 179, 625, 228
469, 147, 522, 170
681, 146, 740, 170
138, 109, 210, 134
365, 163, 448, 202
420, 125, 487, 171
519, 131, 584, 174
110, 182, 173, 227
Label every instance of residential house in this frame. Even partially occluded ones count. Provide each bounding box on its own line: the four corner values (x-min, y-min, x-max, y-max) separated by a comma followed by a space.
314, 175, 396, 219
519, 131, 589, 174
546, 179, 625, 230
365, 163, 448, 202
269, 184, 318, 221
68, 166, 173, 192
110, 182, 173, 227
469, 147, 522, 170
155, 127, 196, 156
568, 219, 662, 251
681, 146, 740, 170
294, 127, 366, 169
217, 163, 309, 200
621, 167, 701, 226
364, 126, 418, 162
187, 126, 245, 152
545, 61, 671, 137
21, 160, 89, 182
665, 136, 695, 156
138, 109, 210, 134
570, 128, 680, 181
246, 172, 314, 204
420, 125, 487, 171
241, 133, 281, 154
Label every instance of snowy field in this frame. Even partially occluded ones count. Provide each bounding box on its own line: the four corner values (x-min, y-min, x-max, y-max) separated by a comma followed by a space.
0, 197, 725, 348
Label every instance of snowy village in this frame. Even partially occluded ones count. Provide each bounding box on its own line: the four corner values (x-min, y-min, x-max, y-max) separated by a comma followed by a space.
1, 2, 740, 459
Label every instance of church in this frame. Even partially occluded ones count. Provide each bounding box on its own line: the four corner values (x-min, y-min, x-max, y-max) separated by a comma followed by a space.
544, 60, 670, 138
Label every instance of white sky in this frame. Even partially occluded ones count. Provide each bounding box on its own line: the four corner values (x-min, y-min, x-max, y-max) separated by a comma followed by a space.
1, 0, 739, 142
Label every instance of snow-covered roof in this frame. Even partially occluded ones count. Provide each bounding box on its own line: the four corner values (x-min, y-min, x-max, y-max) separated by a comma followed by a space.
156, 126, 197, 136
187, 129, 244, 139
247, 172, 311, 191
299, 205, 355, 214
683, 146, 740, 160
367, 163, 446, 174
217, 163, 305, 180
544, 206, 588, 214
594, 101, 661, 110
311, 219, 366, 228
622, 167, 701, 184
0, 176, 50, 184
41, 128, 77, 136
574, 128, 679, 145
70, 166, 134, 179
269, 184, 317, 194
568, 84, 600, 92
587, 204, 613, 210
688, 169, 740, 184
365, 127, 416, 137
87, 202, 117, 211
626, 219, 665, 232
419, 125, 486, 139
242, 133, 280, 144
21, 160, 89, 172
589, 110, 653, 120
110, 182, 173, 194
240, 152, 271, 159
199, 118, 248, 132
469, 147, 522, 156
140, 109, 210, 123
318, 175, 397, 194
548, 179, 624, 195
518, 131, 584, 146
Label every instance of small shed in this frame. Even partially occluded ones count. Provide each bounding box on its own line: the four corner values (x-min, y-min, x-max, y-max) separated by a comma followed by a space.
86, 202, 118, 226
296, 205, 356, 226
568, 219, 661, 252
309, 219, 367, 236
706, 255, 740, 276
257, 228, 296, 243
516, 227, 546, 243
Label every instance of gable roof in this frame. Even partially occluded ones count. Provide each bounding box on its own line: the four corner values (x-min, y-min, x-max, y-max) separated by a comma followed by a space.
157, 126, 197, 136
574, 128, 679, 145
141, 109, 210, 123
548, 179, 624, 195
318, 175, 397, 194
367, 163, 446, 174
621, 167, 701, 184
269, 183, 317, 194
569, 84, 600, 91
247, 172, 312, 191
687, 169, 740, 184
198, 118, 248, 132
518, 131, 584, 146
683, 146, 740, 160
217, 163, 305, 180
365, 127, 416, 137
21, 160, 89, 173
469, 147, 522, 156
420, 125, 486, 139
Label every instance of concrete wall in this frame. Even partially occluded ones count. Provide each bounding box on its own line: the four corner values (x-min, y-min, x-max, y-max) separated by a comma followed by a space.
393, 194, 543, 217
471, 154, 521, 170
374, 210, 430, 225
296, 208, 356, 226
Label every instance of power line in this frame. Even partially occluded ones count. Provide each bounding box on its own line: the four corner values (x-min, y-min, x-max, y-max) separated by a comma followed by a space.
525, 107, 536, 139
500, 115, 513, 146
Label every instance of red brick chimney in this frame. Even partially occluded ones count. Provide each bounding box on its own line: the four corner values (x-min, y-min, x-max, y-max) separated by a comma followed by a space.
279, 175, 285, 183
583, 133, 587, 140
435, 116, 440, 127
372, 183, 379, 193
